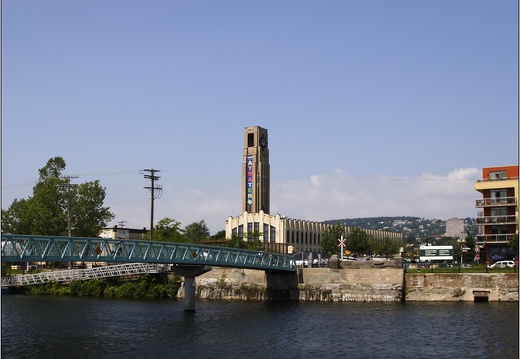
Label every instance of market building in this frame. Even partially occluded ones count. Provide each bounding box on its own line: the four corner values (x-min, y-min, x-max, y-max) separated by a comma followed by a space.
226, 126, 402, 254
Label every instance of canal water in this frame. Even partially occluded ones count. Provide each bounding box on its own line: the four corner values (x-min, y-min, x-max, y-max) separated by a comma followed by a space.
1, 295, 518, 359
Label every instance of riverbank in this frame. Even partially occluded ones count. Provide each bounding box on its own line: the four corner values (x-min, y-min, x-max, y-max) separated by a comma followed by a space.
183, 267, 519, 302
4, 267, 518, 302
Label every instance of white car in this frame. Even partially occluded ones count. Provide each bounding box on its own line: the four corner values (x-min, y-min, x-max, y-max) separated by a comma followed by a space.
487, 260, 515, 269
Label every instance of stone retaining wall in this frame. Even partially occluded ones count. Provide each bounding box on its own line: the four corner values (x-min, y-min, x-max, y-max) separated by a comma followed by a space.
177, 267, 519, 302
405, 273, 519, 301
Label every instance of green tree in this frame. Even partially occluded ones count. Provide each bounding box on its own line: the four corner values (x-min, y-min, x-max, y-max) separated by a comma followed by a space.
1, 157, 114, 236
226, 233, 262, 250
321, 225, 344, 256
347, 227, 370, 256
373, 236, 401, 258
184, 220, 210, 243
71, 180, 114, 237
210, 230, 226, 241
150, 217, 184, 242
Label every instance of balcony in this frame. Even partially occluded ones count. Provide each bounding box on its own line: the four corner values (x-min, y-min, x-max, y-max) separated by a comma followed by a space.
476, 215, 517, 225
476, 234, 515, 244
475, 197, 517, 207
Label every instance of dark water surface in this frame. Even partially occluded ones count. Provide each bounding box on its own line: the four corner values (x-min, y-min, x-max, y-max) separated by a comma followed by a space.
2, 295, 518, 359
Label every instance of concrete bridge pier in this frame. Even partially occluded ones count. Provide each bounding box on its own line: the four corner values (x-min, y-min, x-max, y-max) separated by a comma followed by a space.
171, 265, 212, 311
266, 270, 299, 301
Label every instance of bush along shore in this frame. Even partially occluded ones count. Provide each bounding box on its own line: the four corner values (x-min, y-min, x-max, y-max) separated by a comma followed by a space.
12, 273, 182, 299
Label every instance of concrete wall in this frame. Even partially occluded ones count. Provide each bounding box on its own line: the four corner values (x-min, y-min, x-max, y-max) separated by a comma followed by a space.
296, 268, 404, 302
178, 267, 404, 302
405, 273, 519, 302
177, 268, 519, 302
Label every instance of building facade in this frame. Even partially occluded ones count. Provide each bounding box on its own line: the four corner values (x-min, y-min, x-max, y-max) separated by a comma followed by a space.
100, 226, 148, 240
474, 165, 519, 264
445, 217, 465, 239
226, 126, 402, 255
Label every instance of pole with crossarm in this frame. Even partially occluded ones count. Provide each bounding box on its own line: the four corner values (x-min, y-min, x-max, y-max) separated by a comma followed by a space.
338, 235, 345, 261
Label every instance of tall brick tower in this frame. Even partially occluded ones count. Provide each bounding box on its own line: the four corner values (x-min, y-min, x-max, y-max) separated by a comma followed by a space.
242, 126, 270, 214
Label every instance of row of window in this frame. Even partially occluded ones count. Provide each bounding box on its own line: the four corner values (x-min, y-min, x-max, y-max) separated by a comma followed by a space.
287, 230, 322, 246
232, 223, 276, 243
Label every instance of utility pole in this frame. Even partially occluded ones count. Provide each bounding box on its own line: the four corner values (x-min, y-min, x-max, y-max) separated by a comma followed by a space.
61, 175, 79, 237
141, 169, 162, 241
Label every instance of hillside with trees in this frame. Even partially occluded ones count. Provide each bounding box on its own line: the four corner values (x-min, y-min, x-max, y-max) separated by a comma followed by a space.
325, 216, 478, 245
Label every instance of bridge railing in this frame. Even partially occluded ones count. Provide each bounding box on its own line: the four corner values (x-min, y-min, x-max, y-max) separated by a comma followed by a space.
1, 263, 162, 287
1, 234, 296, 272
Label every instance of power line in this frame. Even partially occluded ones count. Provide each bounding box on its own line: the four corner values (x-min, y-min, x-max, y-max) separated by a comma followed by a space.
140, 169, 162, 241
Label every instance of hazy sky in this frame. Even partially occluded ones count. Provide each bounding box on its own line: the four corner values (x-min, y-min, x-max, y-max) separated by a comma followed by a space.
2, 1, 518, 234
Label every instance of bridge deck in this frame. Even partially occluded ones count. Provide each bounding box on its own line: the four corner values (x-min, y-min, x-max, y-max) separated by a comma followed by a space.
1, 234, 296, 272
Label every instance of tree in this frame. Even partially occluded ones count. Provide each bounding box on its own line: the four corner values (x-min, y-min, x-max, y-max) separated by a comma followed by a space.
184, 220, 210, 243
347, 227, 370, 256
1, 157, 114, 236
373, 236, 401, 258
148, 217, 184, 242
321, 225, 344, 256
226, 233, 262, 250
71, 181, 115, 237
210, 230, 226, 241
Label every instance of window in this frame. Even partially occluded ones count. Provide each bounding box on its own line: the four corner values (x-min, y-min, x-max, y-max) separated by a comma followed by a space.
489, 170, 507, 181
270, 226, 276, 243
246, 223, 253, 240
264, 224, 269, 243
491, 207, 507, 216
248, 133, 254, 147
491, 189, 507, 199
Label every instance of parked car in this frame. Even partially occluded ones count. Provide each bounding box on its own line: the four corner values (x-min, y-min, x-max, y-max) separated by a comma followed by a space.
487, 260, 515, 269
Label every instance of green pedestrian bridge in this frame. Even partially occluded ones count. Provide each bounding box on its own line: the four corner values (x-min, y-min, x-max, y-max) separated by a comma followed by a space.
1, 234, 297, 310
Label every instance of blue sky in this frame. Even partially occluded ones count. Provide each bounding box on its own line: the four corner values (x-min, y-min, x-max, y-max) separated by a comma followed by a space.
2, 1, 518, 234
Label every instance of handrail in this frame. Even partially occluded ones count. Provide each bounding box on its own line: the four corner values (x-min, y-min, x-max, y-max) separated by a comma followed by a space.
1, 234, 296, 272
1, 263, 162, 287
476, 215, 517, 224
475, 197, 517, 207
477, 176, 519, 182
476, 234, 515, 243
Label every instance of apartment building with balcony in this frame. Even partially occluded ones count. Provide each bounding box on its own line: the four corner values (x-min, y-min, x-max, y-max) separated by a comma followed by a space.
474, 165, 518, 264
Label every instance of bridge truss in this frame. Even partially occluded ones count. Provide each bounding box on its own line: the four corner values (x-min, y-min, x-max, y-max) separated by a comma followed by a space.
1, 263, 162, 287
1, 234, 296, 272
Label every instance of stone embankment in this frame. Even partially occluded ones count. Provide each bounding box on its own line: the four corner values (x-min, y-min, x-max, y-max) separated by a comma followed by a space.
179, 267, 405, 302
178, 264, 519, 302
406, 272, 518, 301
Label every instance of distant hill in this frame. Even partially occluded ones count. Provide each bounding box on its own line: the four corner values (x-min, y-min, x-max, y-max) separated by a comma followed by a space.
324, 216, 478, 243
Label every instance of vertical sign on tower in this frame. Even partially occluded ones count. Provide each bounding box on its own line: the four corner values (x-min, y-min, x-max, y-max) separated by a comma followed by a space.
246, 155, 253, 206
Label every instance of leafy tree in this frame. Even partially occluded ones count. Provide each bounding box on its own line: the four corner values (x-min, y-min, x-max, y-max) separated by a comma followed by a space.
373, 236, 401, 258
228, 234, 247, 249
184, 220, 210, 243
321, 225, 344, 256
1, 199, 32, 234
347, 227, 370, 256
210, 230, 226, 241
149, 217, 184, 242
226, 233, 262, 250
1, 157, 114, 236
71, 180, 114, 237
